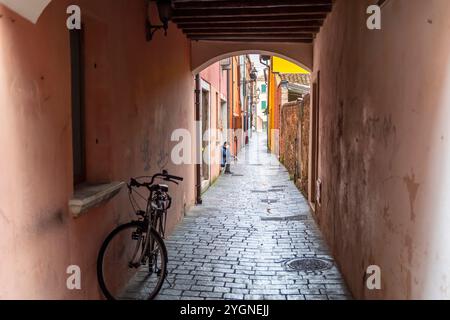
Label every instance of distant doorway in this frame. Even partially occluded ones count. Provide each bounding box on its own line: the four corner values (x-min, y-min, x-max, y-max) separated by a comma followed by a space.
201, 87, 211, 186
220, 100, 227, 142
310, 72, 320, 212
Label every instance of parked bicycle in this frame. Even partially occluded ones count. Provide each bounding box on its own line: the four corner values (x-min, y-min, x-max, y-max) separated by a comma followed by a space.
97, 170, 183, 300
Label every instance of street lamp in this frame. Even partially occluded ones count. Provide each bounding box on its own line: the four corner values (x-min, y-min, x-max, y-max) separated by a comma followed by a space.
146, 0, 174, 41
250, 67, 258, 81
280, 80, 289, 90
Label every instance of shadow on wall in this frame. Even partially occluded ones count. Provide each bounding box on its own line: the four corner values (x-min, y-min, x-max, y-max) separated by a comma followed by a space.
0, 0, 195, 299
313, 0, 450, 299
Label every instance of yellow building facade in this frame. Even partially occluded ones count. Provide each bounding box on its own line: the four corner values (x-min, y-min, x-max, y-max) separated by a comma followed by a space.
267, 57, 309, 152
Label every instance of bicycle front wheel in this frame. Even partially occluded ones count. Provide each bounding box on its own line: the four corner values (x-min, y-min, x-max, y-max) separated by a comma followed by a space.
97, 221, 168, 300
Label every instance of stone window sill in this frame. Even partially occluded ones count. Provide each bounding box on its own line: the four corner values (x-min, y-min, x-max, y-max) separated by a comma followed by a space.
69, 181, 125, 218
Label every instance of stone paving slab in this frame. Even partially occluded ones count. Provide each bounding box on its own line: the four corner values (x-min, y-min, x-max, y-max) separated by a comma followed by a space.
127, 134, 351, 300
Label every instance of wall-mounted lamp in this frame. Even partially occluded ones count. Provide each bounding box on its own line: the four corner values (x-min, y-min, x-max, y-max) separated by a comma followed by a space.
146, 0, 174, 41
280, 80, 289, 90
250, 67, 258, 81
260, 55, 271, 65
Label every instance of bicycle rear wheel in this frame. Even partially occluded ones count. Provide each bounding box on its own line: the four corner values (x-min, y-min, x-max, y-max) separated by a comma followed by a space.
97, 221, 168, 300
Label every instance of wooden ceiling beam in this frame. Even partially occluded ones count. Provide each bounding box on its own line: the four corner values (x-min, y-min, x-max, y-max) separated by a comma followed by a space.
173, 5, 333, 18
176, 21, 324, 29
184, 29, 315, 36
188, 34, 313, 40
182, 27, 321, 34
172, 13, 327, 23
173, 0, 332, 10
189, 38, 313, 43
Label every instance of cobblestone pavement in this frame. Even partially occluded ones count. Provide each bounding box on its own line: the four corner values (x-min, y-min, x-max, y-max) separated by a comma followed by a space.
134, 133, 350, 300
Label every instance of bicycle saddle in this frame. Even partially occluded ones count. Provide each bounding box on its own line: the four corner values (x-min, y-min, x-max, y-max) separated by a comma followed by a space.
151, 184, 169, 192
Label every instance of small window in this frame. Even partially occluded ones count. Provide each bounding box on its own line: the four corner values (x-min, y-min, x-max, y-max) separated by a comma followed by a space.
261, 84, 267, 93
70, 28, 86, 185
261, 101, 267, 110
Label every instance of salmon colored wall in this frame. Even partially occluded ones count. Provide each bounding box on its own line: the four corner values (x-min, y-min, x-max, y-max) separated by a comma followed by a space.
313, 0, 450, 299
209, 89, 221, 182
0, 0, 195, 299
200, 62, 228, 182
200, 62, 227, 98
229, 56, 243, 156
231, 57, 241, 118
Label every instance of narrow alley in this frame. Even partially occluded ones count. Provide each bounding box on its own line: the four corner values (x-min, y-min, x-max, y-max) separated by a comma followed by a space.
131, 134, 349, 300
2, 0, 450, 303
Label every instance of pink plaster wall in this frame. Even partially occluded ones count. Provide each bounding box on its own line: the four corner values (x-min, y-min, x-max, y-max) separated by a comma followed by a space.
313, 0, 450, 299
200, 62, 227, 98
200, 63, 228, 182
0, 0, 195, 299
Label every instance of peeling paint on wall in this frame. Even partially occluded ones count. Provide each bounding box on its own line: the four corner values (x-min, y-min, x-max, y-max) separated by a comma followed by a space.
140, 131, 151, 172
403, 173, 420, 222
0, 208, 11, 225
32, 209, 66, 234
313, 0, 450, 299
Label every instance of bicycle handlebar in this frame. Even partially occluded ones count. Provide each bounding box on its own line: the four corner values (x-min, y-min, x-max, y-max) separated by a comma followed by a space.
166, 174, 184, 182
128, 171, 184, 191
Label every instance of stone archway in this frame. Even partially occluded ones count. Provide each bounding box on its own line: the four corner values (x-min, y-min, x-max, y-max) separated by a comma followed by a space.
191, 40, 312, 74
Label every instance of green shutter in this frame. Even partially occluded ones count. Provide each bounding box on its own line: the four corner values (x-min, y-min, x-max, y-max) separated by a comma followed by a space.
261, 101, 267, 110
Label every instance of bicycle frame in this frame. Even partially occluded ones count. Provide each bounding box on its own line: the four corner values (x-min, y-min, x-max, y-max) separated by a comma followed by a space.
98, 171, 182, 300
129, 188, 169, 270
125, 171, 181, 270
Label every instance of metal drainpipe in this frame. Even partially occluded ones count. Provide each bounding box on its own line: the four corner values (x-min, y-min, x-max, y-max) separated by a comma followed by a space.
195, 74, 202, 205
231, 58, 235, 152
227, 65, 231, 145
266, 68, 271, 152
